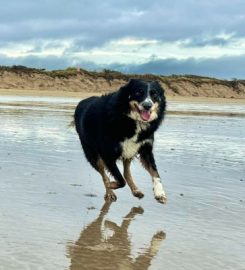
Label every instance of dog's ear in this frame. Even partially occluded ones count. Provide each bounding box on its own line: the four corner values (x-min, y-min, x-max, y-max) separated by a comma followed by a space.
128, 78, 143, 87
128, 78, 137, 84
153, 80, 165, 93
122, 78, 137, 88
119, 78, 141, 96
118, 79, 135, 101
152, 80, 161, 87
119, 79, 135, 92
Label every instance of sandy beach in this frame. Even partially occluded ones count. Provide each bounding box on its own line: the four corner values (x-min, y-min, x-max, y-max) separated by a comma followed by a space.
0, 94, 245, 270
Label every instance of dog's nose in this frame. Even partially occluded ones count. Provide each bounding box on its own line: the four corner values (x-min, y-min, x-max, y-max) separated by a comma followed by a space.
142, 101, 153, 111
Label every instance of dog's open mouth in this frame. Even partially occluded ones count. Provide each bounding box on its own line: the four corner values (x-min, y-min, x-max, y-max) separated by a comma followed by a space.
130, 101, 153, 122
140, 110, 151, 121
135, 105, 152, 121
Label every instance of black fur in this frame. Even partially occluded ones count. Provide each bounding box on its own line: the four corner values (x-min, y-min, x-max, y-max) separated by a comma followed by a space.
74, 79, 166, 201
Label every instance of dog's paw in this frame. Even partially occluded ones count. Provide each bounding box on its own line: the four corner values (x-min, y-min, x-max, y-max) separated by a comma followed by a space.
132, 190, 144, 199
153, 231, 166, 240
155, 194, 167, 204
153, 178, 167, 204
104, 191, 117, 202
109, 181, 125, 189
131, 206, 144, 214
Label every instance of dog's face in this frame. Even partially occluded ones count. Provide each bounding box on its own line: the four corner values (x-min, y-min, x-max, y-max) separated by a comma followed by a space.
124, 79, 165, 122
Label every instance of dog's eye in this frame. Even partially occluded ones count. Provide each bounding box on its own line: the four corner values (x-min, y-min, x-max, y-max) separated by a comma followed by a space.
135, 89, 143, 96
150, 89, 158, 98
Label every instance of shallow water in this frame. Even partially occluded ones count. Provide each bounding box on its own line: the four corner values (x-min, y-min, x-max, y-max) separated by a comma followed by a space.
2, 95, 245, 116
0, 97, 245, 270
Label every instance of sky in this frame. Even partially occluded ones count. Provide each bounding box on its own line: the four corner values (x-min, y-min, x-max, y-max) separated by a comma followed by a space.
0, 0, 245, 79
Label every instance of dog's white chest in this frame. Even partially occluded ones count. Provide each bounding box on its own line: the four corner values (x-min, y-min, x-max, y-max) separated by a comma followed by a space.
120, 122, 150, 159
121, 135, 141, 159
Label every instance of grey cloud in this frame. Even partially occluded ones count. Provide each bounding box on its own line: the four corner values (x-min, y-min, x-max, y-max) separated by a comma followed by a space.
0, 54, 100, 71
109, 55, 245, 79
183, 37, 230, 48
1, 54, 245, 79
1, 0, 245, 47
0, 54, 67, 70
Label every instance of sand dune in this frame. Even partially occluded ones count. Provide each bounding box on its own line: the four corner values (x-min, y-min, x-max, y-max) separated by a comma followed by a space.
1, 65, 245, 99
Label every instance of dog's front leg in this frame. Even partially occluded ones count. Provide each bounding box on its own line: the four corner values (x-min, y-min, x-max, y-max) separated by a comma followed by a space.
123, 159, 144, 199
139, 143, 167, 204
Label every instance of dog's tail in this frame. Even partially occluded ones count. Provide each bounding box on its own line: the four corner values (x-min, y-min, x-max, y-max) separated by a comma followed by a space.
68, 119, 75, 129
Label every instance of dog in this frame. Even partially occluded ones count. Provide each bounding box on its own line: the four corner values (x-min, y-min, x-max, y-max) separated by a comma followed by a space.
74, 79, 167, 203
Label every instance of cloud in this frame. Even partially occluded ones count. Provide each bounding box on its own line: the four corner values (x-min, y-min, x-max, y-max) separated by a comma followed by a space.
1, 53, 245, 79
111, 55, 245, 79
1, 0, 245, 78
1, 0, 245, 45
183, 37, 231, 48
0, 54, 99, 71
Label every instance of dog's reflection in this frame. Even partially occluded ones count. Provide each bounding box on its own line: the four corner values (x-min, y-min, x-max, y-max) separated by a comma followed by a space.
67, 202, 165, 270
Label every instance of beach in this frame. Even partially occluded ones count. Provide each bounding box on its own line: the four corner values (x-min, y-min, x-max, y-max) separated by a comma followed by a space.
0, 94, 245, 270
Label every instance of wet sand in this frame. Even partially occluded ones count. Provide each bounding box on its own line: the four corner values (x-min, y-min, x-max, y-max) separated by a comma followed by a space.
0, 96, 245, 270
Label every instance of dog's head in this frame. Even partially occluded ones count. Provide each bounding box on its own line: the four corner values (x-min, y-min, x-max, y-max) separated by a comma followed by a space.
120, 79, 166, 123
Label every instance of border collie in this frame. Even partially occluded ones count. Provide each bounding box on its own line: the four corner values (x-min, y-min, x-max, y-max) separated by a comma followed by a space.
74, 79, 167, 204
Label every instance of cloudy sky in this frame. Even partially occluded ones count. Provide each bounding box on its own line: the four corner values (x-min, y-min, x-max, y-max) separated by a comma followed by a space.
1, 0, 245, 78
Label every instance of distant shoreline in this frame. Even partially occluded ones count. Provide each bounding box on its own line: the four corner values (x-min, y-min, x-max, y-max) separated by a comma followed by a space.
0, 65, 245, 99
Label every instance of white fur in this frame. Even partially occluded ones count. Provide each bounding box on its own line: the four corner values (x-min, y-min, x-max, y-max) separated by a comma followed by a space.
121, 123, 151, 159
153, 177, 166, 197
143, 97, 153, 106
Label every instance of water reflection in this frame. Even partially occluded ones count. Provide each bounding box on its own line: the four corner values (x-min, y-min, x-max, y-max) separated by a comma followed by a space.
67, 202, 165, 270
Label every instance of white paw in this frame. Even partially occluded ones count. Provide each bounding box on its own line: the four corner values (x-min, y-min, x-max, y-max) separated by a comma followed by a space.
153, 177, 167, 204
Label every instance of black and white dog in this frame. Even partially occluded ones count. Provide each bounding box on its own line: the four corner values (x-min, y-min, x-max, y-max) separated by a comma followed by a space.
74, 79, 167, 203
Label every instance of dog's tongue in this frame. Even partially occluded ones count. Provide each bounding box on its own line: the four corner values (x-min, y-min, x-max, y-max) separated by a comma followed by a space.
140, 110, 151, 121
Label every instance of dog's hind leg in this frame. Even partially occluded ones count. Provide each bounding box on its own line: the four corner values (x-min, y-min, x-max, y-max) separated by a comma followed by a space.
81, 143, 116, 201
96, 159, 117, 202
123, 159, 144, 199
102, 158, 126, 190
